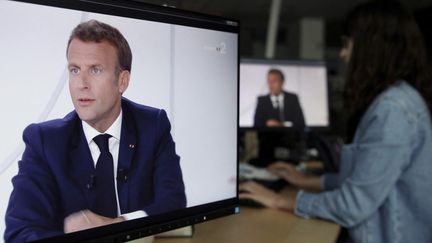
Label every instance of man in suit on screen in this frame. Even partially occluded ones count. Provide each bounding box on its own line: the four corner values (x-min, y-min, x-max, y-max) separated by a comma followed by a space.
254, 69, 305, 129
4, 20, 186, 242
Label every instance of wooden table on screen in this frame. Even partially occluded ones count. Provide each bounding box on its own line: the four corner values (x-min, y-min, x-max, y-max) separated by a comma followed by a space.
154, 206, 340, 243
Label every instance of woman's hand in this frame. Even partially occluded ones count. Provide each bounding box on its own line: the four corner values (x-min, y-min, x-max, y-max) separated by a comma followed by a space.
268, 162, 322, 191
268, 162, 305, 185
239, 180, 296, 211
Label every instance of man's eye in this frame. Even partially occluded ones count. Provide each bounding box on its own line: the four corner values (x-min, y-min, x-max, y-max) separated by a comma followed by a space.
69, 68, 80, 75
90, 67, 103, 76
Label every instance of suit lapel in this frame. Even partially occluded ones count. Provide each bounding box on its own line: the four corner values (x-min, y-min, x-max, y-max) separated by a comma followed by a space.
283, 92, 290, 117
266, 95, 274, 110
68, 117, 96, 208
117, 102, 137, 213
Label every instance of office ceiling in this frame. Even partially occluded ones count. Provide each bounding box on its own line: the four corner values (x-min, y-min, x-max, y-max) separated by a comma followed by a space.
134, 0, 432, 20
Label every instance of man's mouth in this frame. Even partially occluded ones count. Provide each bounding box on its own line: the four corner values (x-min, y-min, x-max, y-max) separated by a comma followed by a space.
77, 98, 95, 106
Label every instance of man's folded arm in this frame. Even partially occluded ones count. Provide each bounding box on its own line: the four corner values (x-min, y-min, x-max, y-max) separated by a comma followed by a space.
254, 97, 266, 127
5, 124, 63, 243
139, 109, 186, 216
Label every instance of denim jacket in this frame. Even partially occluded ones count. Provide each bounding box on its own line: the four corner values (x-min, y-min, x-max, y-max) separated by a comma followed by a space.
295, 81, 432, 243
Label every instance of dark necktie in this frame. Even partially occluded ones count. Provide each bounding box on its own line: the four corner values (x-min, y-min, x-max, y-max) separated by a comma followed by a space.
93, 134, 117, 218
275, 99, 285, 122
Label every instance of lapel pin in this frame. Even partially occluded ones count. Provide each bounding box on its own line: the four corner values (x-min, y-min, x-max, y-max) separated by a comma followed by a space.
129, 144, 135, 148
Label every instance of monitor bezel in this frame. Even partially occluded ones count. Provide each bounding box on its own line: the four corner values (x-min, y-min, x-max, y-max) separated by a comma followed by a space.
12, 0, 239, 33
5, 0, 240, 242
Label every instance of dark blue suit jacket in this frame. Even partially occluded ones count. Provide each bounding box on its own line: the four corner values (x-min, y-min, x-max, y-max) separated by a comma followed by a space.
254, 91, 305, 128
4, 98, 186, 242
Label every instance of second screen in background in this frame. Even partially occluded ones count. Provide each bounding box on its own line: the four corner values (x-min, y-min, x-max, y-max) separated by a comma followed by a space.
239, 60, 329, 127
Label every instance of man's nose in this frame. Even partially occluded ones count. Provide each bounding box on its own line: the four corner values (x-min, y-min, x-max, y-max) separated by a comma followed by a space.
77, 73, 90, 90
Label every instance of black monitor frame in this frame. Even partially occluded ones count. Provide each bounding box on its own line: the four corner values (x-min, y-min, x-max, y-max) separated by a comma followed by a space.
6, 0, 240, 242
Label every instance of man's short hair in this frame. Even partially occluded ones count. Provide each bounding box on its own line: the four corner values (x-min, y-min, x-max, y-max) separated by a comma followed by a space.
268, 68, 285, 82
66, 20, 132, 74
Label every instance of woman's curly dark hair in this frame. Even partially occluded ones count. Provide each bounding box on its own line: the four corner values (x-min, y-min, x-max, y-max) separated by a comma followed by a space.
343, 0, 432, 142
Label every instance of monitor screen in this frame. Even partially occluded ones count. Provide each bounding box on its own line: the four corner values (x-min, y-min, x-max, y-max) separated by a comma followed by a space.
239, 59, 329, 128
0, 0, 239, 242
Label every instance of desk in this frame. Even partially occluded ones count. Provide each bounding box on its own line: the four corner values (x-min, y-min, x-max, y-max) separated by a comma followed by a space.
154, 207, 340, 243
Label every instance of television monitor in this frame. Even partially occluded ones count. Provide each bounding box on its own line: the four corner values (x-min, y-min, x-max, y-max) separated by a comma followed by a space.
0, 0, 239, 242
239, 59, 329, 129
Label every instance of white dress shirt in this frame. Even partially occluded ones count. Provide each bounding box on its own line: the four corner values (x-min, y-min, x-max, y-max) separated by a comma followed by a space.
82, 110, 146, 220
270, 93, 284, 110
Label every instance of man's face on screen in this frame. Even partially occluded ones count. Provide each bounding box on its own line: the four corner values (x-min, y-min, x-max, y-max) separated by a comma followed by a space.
67, 39, 129, 132
267, 73, 283, 96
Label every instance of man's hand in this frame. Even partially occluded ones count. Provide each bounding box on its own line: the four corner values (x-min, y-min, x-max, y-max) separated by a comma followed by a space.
266, 119, 283, 127
239, 180, 296, 211
64, 210, 125, 234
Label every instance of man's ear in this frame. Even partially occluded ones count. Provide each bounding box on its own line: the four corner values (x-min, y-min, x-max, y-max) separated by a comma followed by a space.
118, 70, 130, 95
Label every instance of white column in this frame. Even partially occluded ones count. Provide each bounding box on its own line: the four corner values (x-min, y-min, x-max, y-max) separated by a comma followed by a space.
265, 0, 282, 59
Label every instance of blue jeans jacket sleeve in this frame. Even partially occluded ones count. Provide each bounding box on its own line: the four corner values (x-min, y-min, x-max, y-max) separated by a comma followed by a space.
295, 99, 413, 228
321, 173, 339, 191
